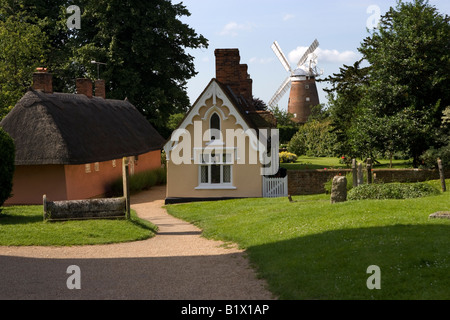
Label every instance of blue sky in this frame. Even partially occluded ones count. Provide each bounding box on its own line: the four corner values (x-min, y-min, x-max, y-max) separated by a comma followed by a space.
180, 0, 450, 111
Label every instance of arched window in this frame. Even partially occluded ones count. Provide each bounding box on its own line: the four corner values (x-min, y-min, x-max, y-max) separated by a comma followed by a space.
210, 113, 220, 140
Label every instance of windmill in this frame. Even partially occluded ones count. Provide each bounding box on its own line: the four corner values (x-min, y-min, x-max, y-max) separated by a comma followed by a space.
269, 39, 322, 123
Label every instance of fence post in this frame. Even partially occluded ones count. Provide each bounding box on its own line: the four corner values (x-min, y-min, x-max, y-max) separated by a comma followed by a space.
357, 163, 364, 185
437, 158, 446, 192
123, 157, 131, 219
367, 158, 373, 184
352, 159, 358, 187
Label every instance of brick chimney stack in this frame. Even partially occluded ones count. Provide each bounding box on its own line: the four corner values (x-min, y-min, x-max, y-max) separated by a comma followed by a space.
215, 49, 254, 110
32, 68, 52, 93
94, 79, 106, 99
76, 78, 93, 98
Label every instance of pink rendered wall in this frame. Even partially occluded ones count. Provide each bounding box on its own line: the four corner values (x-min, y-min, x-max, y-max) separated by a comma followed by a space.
5, 165, 67, 205
3, 150, 162, 205
64, 150, 162, 200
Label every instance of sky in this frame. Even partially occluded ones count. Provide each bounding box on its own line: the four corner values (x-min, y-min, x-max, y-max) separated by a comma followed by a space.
179, 0, 450, 111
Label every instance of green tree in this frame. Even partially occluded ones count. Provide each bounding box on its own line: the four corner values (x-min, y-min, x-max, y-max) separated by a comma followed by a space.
0, 2, 48, 119
288, 119, 336, 157
321, 60, 370, 158
0, 0, 208, 134
358, 0, 450, 166
71, 0, 208, 132
269, 105, 298, 143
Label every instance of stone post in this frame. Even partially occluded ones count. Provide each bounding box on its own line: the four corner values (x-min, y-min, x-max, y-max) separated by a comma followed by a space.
331, 176, 347, 204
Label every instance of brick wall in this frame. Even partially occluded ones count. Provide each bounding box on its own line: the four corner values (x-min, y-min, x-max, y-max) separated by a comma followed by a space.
287, 168, 450, 195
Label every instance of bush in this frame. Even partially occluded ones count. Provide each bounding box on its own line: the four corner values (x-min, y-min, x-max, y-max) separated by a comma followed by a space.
287, 120, 336, 157
420, 145, 450, 169
348, 182, 440, 200
278, 125, 298, 144
279, 151, 298, 163
0, 128, 15, 206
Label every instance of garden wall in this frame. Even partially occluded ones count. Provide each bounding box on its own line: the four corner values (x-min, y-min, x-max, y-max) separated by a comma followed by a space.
287, 168, 450, 195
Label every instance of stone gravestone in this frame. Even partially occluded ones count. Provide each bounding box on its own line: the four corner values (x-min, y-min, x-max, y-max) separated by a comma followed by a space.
331, 175, 347, 204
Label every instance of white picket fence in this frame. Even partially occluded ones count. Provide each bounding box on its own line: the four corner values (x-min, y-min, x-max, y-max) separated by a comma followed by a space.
262, 176, 288, 198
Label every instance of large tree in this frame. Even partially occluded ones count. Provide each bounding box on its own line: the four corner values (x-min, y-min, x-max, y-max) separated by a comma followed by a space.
0, 0, 208, 137
0, 1, 49, 119
359, 0, 450, 166
324, 0, 450, 166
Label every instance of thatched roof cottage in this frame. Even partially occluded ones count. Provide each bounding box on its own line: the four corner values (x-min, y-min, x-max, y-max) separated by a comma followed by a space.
1, 70, 165, 205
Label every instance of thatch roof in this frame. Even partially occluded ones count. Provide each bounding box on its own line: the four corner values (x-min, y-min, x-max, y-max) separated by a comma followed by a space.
0, 89, 165, 165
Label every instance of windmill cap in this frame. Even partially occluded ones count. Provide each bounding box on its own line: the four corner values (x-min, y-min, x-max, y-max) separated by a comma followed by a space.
294, 68, 308, 75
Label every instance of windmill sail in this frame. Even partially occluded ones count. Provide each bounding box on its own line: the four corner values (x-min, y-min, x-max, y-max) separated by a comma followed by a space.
296, 39, 319, 69
268, 76, 291, 107
271, 41, 292, 74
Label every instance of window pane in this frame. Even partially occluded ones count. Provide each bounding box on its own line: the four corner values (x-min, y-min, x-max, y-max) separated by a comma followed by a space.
211, 165, 220, 184
200, 166, 208, 183
223, 153, 232, 164
223, 165, 231, 183
210, 113, 220, 140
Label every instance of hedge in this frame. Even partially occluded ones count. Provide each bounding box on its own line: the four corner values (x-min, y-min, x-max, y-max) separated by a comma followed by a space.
348, 182, 440, 200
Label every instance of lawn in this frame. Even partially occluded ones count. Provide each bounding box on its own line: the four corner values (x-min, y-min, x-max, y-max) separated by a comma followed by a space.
165, 183, 450, 300
0, 206, 157, 246
281, 156, 413, 170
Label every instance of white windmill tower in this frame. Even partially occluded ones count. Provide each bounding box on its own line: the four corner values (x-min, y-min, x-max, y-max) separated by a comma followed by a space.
269, 39, 322, 123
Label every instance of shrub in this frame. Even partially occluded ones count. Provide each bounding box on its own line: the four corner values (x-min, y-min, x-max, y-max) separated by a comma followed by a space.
278, 125, 298, 144
287, 120, 336, 157
279, 151, 298, 163
420, 146, 450, 169
348, 182, 440, 200
0, 128, 15, 207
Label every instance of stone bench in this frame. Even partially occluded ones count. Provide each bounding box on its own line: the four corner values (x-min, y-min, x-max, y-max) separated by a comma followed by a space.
43, 195, 126, 221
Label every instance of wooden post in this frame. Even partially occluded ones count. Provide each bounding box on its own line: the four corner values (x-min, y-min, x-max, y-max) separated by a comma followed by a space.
43, 194, 47, 221
357, 163, 364, 186
367, 158, 373, 184
437, 158, 446, 192
352, 159, 358, 187
123, 157, 131, 219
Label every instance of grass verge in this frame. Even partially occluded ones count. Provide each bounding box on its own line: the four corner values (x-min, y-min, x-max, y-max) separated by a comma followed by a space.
0, 207, 157, 246
281, 156, 413, 170
165, 186, 450, 300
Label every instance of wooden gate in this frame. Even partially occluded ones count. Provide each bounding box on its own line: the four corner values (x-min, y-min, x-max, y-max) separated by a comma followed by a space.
263, 176, 288, 198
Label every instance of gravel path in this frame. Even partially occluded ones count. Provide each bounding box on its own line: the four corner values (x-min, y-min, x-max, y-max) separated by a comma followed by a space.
0, 186, 274, 300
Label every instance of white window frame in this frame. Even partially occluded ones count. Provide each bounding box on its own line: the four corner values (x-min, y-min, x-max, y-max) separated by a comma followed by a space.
195, 151, 236, 190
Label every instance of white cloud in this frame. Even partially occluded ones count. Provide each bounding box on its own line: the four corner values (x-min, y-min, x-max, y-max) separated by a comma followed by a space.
282, 14, 295, 21
219, 21, 254, 37
288, 46, 360, 64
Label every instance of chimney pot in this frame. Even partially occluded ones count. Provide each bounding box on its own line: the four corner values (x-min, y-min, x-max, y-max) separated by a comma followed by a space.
32, 69, 52, 93
76, 78, 93, 98
94, 79, 106, 99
